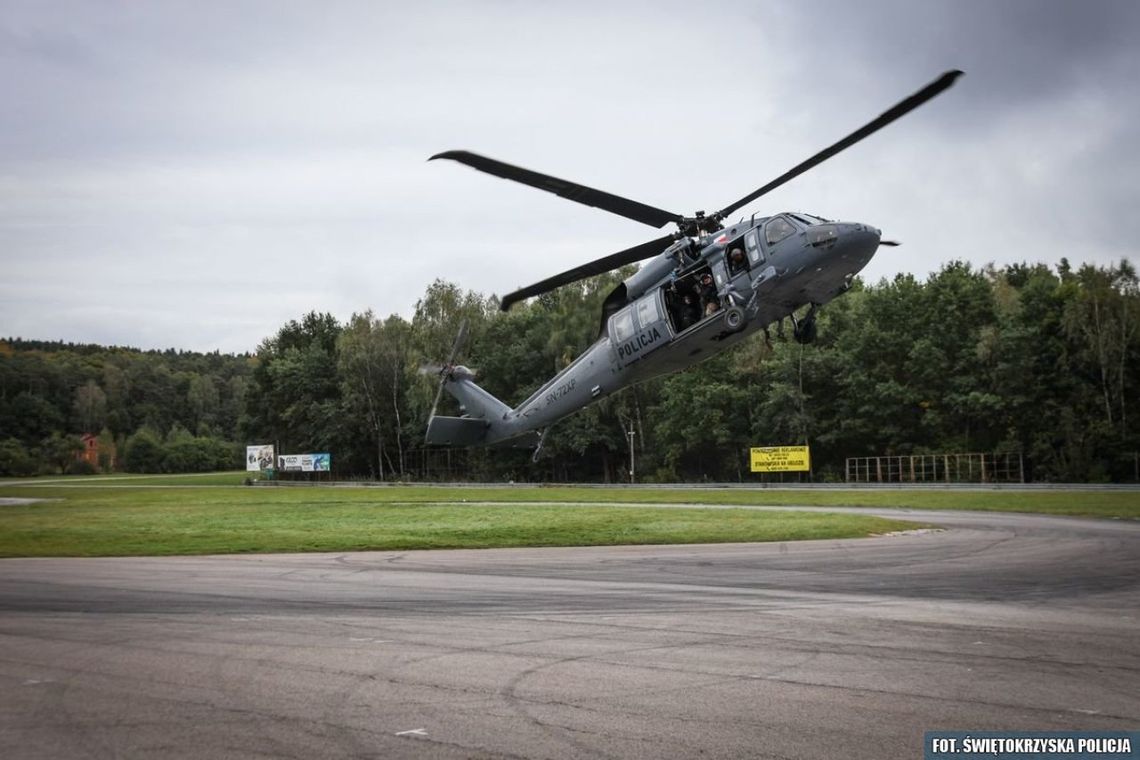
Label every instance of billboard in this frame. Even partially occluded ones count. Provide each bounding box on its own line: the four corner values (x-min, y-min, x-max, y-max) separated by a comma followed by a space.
246, 444, 275, 472
277, 453, 331, 472
750, 446, 811, 473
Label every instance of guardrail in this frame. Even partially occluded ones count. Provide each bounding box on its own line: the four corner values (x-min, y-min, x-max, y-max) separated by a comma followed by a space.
250, 480, 1140, 492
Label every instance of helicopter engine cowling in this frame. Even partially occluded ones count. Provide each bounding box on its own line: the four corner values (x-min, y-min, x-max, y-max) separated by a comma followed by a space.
597, 243, 688, 336
620, 248, 683, 302
619, 239, 692, 302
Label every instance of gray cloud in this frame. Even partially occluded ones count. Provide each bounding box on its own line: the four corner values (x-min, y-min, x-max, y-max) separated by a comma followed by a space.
1, 0, 1136, 352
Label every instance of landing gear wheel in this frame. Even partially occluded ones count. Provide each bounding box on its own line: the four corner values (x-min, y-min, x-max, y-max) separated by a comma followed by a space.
793, 316, 817, 344
723, 306, 746, 333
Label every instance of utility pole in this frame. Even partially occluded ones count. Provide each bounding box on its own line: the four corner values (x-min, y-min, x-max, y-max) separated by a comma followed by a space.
627, 426, 636, 484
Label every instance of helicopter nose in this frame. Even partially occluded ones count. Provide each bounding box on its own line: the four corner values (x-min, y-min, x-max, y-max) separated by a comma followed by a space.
806, 222, 881, 261
830, 222, 881, 268
850, 222, 881, 249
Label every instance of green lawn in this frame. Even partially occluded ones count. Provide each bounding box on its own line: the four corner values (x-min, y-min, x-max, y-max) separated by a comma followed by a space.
0, 471, 250, 487
334, 484, 1138, 518
0, 482, 920, 557
5, 472, 1137, 518
1, 474, 1135, 557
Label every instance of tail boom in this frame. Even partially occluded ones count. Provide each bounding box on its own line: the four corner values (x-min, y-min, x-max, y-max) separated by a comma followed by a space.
424, 371, 540, 448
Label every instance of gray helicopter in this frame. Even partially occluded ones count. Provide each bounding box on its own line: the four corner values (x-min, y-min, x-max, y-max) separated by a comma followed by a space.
423, 70, 962, 451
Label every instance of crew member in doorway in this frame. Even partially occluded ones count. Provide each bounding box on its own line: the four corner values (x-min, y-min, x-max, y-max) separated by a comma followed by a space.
679, 293, 701, 329
699, 273, 720, 317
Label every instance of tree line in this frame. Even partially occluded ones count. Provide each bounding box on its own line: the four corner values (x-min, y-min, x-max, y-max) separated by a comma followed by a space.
0, 342, 251, 476
2, 258, 1137, 481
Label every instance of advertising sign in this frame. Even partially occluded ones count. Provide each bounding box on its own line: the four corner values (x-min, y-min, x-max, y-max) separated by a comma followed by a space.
750, 446, 811, 473
245, 444, 275, 472
277, 453, 331, 472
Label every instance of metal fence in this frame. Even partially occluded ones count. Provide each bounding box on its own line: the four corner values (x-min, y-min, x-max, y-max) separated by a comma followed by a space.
845, 452, 1025, 484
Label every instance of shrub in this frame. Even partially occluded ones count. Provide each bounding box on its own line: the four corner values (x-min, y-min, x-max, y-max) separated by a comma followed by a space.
0, 438, 38, 477
163, 438, 215, 473
66, 459, 97, 476
123, 429, 165, 473
122, 429, 238, 474
162, 436, 238, 473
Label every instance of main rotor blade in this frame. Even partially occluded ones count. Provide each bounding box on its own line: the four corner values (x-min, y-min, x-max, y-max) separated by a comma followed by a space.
431, 150, 685, 230
500, 233, 676, 311
715, 70, 963, 221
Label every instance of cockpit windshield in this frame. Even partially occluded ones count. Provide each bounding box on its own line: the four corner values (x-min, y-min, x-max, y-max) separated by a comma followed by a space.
789, 212, 832, 226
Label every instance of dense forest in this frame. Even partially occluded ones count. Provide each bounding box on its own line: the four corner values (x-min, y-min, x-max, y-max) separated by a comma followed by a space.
2, 259, 1137, 482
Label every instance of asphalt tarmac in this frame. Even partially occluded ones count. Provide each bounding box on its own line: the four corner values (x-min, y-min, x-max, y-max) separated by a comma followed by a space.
1, 506, 1137, 759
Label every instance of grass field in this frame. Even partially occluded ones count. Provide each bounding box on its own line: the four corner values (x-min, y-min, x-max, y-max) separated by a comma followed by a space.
1, 473, 1135, 557
0, 484, 919, 557
4, 471, 1138, 516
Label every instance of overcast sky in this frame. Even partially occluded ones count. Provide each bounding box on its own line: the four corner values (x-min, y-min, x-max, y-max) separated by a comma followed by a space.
2, 0, 1137, 353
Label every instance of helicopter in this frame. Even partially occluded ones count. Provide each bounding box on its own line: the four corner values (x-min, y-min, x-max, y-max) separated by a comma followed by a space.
422, 70, 962, 452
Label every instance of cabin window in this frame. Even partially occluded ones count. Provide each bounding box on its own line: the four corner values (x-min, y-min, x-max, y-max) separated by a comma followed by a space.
612, 308, 635, 342
765, 216, 796, 245
635, 294, 660, 327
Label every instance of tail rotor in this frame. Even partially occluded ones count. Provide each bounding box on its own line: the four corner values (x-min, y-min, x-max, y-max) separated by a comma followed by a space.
423, 319, 469, 419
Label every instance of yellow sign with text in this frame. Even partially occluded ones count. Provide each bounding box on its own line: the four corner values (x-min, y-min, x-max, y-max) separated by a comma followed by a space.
750, 446, 811, 473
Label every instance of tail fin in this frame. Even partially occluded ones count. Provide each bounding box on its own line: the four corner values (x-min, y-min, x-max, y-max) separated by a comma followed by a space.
423, 366, 505, 447
423, 367, 540, 448
419, 318, 538, 448
425, 415, 489, 446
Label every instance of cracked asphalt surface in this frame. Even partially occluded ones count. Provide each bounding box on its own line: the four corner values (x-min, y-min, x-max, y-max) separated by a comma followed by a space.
1, 506, 1137, 759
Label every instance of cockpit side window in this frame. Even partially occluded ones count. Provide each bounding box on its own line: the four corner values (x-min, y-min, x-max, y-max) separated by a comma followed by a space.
765, 216, 796, 246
